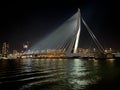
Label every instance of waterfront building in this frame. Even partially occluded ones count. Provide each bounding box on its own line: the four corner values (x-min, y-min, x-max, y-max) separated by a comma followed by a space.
2, 42, 9, 57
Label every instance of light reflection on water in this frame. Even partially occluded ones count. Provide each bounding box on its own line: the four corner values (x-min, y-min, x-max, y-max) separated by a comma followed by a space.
0, 58, 120, 90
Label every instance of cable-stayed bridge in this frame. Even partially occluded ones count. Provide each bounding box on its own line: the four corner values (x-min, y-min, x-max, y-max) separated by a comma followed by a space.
21, 8, 109, 59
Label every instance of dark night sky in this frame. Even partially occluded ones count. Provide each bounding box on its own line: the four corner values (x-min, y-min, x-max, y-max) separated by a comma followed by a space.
0, 0, 120, 52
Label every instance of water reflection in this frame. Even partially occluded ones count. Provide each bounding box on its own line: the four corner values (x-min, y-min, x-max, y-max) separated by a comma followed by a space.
67, 59, 86, 88
0, 59, 120, 90
64, 59, 102, 90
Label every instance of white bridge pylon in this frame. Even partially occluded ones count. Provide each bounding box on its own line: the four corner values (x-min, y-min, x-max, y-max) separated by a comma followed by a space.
73, 8, 81, 53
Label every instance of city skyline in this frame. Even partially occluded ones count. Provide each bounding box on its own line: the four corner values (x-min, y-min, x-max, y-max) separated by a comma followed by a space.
0, 0, 120, 51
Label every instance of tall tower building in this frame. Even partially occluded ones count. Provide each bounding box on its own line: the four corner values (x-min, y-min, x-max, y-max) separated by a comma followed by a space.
23, 41, 29, 53
2, 42, 9, 57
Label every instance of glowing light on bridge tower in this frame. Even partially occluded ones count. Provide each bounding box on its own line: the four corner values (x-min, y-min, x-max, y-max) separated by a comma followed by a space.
73, 8, 81, 53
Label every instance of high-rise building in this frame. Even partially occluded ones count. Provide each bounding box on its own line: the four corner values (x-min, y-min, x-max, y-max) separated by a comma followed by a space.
2, 42, 9, 57
23, 41, 30, 53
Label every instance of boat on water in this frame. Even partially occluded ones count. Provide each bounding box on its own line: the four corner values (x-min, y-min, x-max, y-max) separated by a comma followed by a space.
0, 56, 18, 60
0, 57, 8, 60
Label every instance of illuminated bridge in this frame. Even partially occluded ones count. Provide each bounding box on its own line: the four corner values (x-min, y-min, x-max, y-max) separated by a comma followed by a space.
21, 8, 105, 59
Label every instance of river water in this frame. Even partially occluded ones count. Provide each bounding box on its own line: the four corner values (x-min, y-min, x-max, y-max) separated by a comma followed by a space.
0, 58, 120, 90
